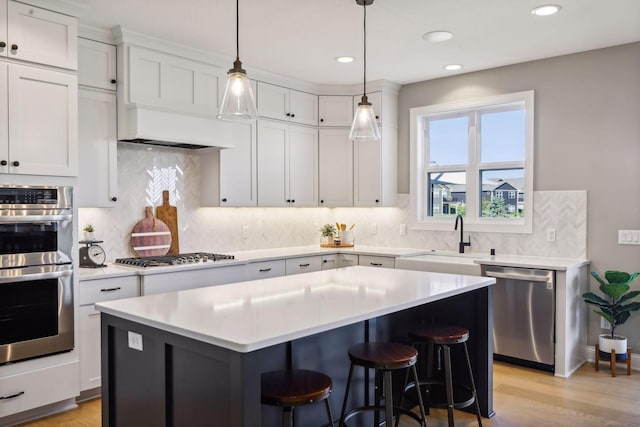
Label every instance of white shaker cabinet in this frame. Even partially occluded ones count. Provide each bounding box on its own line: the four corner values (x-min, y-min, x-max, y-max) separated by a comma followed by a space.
0, 63, 77, 176
77, 88, 117, 207
319, 95, 353, 127
359, 255, 395, 269
257, 82, 318, 126
200, 121, 257, 207
257, 121, 318, 207
285, 256, 322, 275
318, 128, 353, 207
353, 125, 397, 207
2, 0, 77, 70
337, 253, 358, 268
78, 38, 116, 90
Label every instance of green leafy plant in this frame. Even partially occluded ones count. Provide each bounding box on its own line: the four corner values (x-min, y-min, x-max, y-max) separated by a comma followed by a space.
83, 224, 95, 232
582, 270, 640, 338
319, 224, 337, 238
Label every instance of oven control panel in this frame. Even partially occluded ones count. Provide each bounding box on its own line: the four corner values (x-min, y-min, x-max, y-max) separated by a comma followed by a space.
0, 186, 71, 208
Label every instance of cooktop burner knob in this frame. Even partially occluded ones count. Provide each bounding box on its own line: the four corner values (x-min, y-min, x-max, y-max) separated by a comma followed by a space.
202, 255, 209, 262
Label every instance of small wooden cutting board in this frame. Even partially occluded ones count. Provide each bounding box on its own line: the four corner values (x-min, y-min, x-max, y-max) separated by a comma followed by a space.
156, 190, 179, 255
130, 206, 172, 257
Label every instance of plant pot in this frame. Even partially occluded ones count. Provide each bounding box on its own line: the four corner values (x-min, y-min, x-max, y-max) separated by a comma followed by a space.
598, 334, 628, 360
320, 235, 332, 245
84, 231, 95, 241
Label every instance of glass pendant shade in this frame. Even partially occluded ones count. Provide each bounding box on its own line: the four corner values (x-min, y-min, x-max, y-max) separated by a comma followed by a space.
349, 96, 380, 141
217, 64, 258, 121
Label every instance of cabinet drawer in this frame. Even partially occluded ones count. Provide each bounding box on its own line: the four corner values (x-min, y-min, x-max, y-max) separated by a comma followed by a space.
0, 361, 79, 418
285, 256, 321, 275
79, 275, 139, 305
358, 255, 395, 269
141, 265, 246, 296
337, 254, 358, 268
246, 260, 286, 280
321, 254, 338, 270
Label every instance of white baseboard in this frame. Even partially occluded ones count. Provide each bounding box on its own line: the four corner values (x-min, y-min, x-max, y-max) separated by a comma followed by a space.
586, 345, 640, 372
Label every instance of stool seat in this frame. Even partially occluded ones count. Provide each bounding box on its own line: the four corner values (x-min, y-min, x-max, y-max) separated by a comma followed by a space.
261, 369, 332, 406
348, 342, 418, 370
410, 325, 469, 344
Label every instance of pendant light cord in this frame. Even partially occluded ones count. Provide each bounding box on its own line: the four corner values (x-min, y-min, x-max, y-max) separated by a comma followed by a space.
363, 1, 367, 97
235, 0, 240, 61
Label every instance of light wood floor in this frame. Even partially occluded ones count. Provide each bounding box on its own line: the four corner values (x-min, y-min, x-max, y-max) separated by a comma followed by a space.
15, 362, 640, 427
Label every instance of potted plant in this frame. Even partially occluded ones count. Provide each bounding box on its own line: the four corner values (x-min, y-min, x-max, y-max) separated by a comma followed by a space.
83, 224, 95, 241
583, 270, 640, 359
319, 224, 337, 245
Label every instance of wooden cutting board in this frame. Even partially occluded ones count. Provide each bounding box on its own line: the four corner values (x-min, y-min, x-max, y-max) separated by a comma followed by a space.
130, 206, 172, 257
156, 190, 179, 255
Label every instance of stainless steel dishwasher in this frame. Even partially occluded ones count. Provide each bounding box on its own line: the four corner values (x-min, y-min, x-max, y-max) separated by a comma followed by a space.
482, 265, 555, 372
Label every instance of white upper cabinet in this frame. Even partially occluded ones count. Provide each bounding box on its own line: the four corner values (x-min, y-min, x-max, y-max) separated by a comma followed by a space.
78, 38, 116, 90
353, 125, 397, 207
257, 81, 318, 126
318, 128, 353, 207
257, 121, 318, 207
0, 63, 77, 176
3, 1, 77, 70
319, 95, 353, 127
77, 88, 117, 207
126, 45, 220, 116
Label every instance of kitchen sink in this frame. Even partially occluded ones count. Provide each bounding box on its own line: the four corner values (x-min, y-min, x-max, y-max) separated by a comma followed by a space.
395, 251, 488, 276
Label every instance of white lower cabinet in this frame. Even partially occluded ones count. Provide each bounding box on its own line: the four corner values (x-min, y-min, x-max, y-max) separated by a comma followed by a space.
78, 275, 139, 392
140, 265, 245, 296
285, 256, 321, 275
337, 254, 359, 268
321, 254, 338, 270
0, 361, 79, 418
358, 255, 395, 269
245, 260, 286, 281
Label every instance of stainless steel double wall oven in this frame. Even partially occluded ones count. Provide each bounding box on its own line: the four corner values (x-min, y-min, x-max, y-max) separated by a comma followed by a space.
0, 185, 74, 364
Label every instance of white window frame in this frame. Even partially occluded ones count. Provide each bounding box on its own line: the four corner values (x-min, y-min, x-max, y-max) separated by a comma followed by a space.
409, 90, 534, 233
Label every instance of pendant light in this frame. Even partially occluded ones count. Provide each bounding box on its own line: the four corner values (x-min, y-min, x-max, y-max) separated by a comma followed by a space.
349, 0, 380, 141
217, 0, 258, 121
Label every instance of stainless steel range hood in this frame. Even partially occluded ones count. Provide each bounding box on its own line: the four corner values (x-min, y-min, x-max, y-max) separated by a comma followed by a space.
118, 104, 235, 150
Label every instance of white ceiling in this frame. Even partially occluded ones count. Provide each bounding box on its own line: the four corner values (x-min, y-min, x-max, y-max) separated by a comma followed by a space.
78, 0, 640, 86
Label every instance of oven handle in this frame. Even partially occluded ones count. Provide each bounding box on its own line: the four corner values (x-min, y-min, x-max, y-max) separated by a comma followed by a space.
0, 269, 72, 284
0, 214, 72, 223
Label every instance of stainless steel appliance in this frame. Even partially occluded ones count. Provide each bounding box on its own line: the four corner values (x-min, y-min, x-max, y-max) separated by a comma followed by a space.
114, 252, 235, 268
0, 185, 74, 364
482, 265, 555, 372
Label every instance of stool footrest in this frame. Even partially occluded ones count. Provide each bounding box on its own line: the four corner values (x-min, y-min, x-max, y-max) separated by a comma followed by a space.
342, 404, 425, 426
406, 381, 476, 410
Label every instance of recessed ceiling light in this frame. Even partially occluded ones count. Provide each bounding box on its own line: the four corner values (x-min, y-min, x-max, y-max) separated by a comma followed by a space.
335, 56, 354, 63
444, 64, 462, 71
531, 4, 561, 16
422, 31, 453, 43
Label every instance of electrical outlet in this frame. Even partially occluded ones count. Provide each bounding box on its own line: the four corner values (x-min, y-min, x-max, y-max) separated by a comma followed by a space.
128, 331, 143, 351
546, 228, 556, 242
400, 223, 407, 236
242, 225, 249, 239
370, 223, 377, 235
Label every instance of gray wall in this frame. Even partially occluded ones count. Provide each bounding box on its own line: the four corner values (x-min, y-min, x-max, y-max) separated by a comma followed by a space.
397, 42, 640, 350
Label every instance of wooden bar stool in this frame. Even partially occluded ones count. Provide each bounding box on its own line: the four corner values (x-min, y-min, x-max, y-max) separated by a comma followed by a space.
261, 369, 335, 427
339, 342, 427, 426
402, 325, 482, 427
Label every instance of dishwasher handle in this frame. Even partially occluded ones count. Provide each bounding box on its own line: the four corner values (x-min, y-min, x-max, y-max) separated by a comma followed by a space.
483, 267, 554, 287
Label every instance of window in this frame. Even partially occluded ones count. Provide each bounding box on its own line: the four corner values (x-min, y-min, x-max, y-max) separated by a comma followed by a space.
409, 91, 534, 233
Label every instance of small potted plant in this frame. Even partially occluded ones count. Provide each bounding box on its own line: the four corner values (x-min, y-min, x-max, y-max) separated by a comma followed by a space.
83, 224, 95, 241
583, 270, 640, 360
319, 224, 337, 245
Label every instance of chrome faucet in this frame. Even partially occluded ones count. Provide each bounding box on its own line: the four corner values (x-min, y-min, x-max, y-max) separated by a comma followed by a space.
454, 214, 471, 254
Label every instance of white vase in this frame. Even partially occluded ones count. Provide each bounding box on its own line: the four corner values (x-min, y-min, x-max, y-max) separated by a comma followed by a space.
84, 231, 95, 241
598, 333, 627, 355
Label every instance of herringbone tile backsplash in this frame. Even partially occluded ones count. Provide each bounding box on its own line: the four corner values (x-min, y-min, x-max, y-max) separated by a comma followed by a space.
79, 144, 587, 260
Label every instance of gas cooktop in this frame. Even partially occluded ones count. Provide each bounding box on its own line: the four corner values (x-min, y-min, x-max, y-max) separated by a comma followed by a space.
115, 252, 235, 268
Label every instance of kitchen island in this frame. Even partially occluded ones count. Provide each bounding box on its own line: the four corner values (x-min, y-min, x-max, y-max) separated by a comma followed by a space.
96, 266, 495, 426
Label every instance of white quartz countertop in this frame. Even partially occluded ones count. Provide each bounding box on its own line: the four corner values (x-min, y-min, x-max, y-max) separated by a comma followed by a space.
96, 266, 494, 353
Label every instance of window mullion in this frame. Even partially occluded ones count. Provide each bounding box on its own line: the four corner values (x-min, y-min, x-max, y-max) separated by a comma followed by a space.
466, 112, 479, 223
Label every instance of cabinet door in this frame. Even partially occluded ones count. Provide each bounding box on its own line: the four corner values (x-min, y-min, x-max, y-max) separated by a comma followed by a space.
77, 89, 117, 207
321, 254, 338, 270
257, 82, 289, 121
353, 91, 382, 123
353, 138, 381, 206
219, 121, 257, 206
285, 256, 321, 275
359, 255, 395, 269
0, 63, 7, 174
7, 1, 77, 70
78, 38, 117, 91
319, 128, 353, 207
8, 64, 77, 176
79, 305, 101, 391
245, 260, 286, 280
319, 95, 353, 127
289, 89, 317, 126
288, 125, 318, 207
257, 120, 288, 206
337, 254, 358, 268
